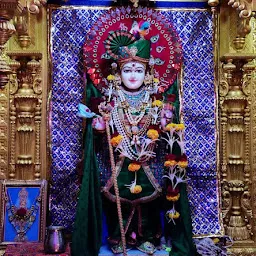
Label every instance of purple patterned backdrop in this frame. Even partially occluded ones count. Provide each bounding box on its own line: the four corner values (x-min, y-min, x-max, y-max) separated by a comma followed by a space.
49, 7, 222, 236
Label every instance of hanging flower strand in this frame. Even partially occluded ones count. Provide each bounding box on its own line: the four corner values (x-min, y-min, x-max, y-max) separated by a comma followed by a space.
125, 171, 142, 194
162, 121, 188, 222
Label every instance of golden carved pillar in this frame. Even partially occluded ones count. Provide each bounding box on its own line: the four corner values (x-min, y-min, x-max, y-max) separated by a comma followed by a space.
220, 55, 255, 240
0, 1, 24, 180
8, 53, 42, 180
5, 0, 48, 180
219, 1, 256, 253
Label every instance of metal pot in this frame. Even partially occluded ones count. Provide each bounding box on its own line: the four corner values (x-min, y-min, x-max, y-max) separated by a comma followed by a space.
44, 226, 66, 254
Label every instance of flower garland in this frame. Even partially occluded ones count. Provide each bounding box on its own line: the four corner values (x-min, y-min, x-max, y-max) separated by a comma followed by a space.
104, 70, 189, 208
104, 71, 164, 195
162, 122, 188, 224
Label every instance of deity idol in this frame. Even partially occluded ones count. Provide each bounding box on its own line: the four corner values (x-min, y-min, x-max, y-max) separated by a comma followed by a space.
72, 7, 197, 256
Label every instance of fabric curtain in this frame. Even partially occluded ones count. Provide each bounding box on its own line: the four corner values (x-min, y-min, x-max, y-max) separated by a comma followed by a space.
71, 80, 102, 256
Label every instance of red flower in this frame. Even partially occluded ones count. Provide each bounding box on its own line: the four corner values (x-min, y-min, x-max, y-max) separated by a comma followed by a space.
165, 94, 176, 103
165, 154, 176, 161
176, 154, 187, 162
152, 93, 163, 100
111, 131, 119, 138
167, 185, 180, 197
16, 208, 27, 217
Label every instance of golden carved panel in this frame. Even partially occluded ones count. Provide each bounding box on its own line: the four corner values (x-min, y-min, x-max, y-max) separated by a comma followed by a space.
5, 5, 48, 180
219, 2, 256, 253
0, 89, 8, 179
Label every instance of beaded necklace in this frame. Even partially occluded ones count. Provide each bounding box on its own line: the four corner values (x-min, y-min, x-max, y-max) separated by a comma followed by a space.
121, 89, 146, 110
112, 88, 155, 160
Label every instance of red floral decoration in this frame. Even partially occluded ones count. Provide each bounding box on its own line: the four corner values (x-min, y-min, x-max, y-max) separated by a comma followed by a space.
177, 154, 187, 162
167, 185, 179, 196
166, 186, 180, 202
165, 94, 176, 103
165, 154, 176, 161
151, 93, 163, 100
111, 131, 120, 138
16, 208, 27, 218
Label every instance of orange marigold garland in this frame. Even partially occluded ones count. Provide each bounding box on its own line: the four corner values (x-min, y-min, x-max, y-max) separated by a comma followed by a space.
167, 209, 180, 220
164, 154, 177, 167
165, 123, 176, 131
166, 186, 180, 202
110, 132, 123, 147
147, 125, 161, 140
177, 154, 188, 168
163, 121, 188, 223
147, 129, 159, 140
130, 185, 142, 194
128, 161, 141, 172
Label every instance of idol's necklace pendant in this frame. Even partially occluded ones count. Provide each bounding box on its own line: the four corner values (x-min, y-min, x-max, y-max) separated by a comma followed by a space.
131, 125, 139, 135
131, 134, 140, 146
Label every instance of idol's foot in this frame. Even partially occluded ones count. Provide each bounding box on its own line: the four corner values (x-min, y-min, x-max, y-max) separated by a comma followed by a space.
137, 241, 156, 255
110, 242, 132, 254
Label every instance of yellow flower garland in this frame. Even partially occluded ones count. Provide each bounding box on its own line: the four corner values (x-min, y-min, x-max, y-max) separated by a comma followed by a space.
164, 160, 177, 167
166, 193, 180, 202
176, 123, 185, 131
168, 211, 180, 219
130, 185, 142, 194
152, 100, 163, 107
178, 161, 188, 168
165, 123, 185, 131
147, 129, 159, 140
165, 123, 176, 131
110, 135, 123, 147
107, 74, 115, 81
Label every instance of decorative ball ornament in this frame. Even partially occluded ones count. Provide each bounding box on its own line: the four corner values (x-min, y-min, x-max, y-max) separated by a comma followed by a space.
207, 0, 219, 7
130, 0, 139, 7
83, 6, 183, 93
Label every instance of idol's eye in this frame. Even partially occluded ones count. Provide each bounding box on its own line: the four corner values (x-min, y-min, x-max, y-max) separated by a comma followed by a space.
136, 69, 144, 73
122, 69, 132, 73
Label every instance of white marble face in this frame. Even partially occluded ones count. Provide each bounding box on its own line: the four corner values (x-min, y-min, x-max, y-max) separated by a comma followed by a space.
121, 62, 145, 91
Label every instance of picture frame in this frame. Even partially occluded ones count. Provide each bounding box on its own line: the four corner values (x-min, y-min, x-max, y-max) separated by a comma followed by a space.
0, 180, 47, 245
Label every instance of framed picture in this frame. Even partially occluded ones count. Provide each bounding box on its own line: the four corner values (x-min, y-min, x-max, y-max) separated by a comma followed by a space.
0, 180, 47, 245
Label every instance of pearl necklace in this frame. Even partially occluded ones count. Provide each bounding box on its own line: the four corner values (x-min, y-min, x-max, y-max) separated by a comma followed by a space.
112, 97, 156, 160
112, 101, 138, 159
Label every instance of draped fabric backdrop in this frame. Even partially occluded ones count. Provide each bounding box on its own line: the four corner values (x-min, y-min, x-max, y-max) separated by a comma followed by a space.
49, 6, 222, 236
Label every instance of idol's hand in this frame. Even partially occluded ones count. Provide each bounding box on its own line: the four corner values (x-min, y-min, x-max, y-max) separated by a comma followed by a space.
92, 116, 106, 131
160, 104, 173, 130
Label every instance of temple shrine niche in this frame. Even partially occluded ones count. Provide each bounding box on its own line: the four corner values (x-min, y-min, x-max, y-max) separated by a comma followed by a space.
0, 0, 256, 255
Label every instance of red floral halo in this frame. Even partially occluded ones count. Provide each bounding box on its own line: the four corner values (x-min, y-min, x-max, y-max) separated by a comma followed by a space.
83, 6, 182, 93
